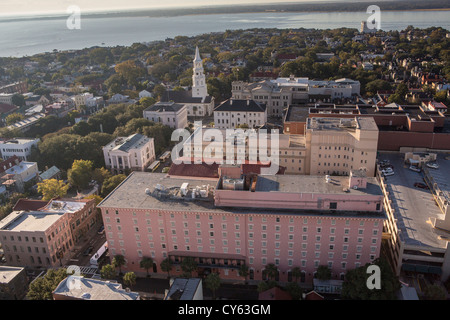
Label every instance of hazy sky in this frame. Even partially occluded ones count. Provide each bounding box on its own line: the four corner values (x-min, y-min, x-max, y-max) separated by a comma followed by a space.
0, 0, 365, 16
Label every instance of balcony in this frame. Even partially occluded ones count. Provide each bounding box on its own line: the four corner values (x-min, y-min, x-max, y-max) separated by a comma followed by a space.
168, 251, 246, 270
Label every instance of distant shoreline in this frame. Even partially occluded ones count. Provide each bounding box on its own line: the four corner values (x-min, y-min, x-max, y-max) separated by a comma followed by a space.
1, 0, 449, 23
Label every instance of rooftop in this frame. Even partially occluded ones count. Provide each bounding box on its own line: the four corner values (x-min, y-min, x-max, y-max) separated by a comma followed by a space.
144, 101, 186, 113
165, 278, 202, 300
53, 277, 139, 300
0, 210, 64, 232
42, 199, 90, 213
0, 266, 25, 284
104, 133, 152, 153
214, 99, 266, 112
98, 172, 383, 218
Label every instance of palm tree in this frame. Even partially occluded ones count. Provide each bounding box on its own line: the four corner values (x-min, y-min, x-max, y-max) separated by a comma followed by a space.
160, 258, 173, 279
140, 257, 154, 277
264, 263, 278, 281
205, 272, 221, 300
291, 267, 302, 283
238, 264, 249, 285
180, 257, 198, 278
112, 254, 126, 275
100, 264, 117, 280
123, 272, 137, 290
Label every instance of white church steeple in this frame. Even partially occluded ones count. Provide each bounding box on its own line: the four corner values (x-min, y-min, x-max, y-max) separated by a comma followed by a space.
192, 46, 208, 98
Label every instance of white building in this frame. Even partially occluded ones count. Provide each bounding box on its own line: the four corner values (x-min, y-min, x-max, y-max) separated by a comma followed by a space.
213, 99, 267, 129
143, 101, 188, 129
139, 90, 152, 99
73, 93, 94, 108
0, 93, 14, 105
192, 46, 208, 98
232, 76, 360, 116
103, 133, 155, 174
4, 161, 39, 192
0, 138, 40, 161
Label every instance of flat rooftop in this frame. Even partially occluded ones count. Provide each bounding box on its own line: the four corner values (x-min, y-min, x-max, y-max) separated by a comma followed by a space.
254, 175, 382, 196
0, 211, 64, 232
43, 199, 87, 213
0, 266, 25, 284
378, 153, 449, 249
53, 277, 139, 300
98, 172, 383, 218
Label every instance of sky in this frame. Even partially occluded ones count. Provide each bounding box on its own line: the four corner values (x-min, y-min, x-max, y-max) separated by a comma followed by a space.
0, 0, 370, 17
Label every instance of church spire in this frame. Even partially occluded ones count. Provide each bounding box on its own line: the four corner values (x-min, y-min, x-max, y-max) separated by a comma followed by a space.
192, 46, 207, 98
194, 46, 202, 62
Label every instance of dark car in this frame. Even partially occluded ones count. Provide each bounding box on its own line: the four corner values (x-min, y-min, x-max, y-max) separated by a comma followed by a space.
414, 182, 429, 189
83, 246, 94, 256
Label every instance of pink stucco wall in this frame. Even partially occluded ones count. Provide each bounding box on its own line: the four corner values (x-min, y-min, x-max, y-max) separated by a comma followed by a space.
101, 206, 383, 283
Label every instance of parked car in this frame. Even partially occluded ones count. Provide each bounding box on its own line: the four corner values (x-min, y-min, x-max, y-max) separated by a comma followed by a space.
83, 246, 94, 256
414, 182, 429, 189
426, 163, 439, 169
382, 169, 394, 176
409, 166, 421, 172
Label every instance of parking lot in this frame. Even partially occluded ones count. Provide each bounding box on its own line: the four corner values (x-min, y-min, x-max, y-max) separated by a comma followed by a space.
377, 152, 447, 249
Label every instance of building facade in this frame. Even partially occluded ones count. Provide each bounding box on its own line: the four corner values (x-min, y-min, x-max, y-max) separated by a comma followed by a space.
0, 138, 40, 161
213, 99, 267, 129
97, 169, 384, 284
143, 101, 188, 130
232, 76, 360, 116
0, 198, 98, 268
103, 133, 156, 174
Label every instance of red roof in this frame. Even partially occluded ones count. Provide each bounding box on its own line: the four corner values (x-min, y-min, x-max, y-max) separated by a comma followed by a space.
258, 287, 292, 300
168, 159, 285, 178
12, 199, 49, 211
0, 103, 17, 114
276, 53, 297, 60
0, 156, 21, 174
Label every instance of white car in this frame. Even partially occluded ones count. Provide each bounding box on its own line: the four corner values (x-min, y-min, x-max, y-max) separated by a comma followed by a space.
409, 166, 421, 172
381, 168, 394, 176
426, 163, 439, 169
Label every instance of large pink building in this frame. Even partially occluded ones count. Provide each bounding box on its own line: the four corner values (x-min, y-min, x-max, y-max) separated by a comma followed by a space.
98, 168, 385, 284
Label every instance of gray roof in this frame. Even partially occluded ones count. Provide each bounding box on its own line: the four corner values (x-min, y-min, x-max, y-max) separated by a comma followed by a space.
145, 101, 186, 113
165, 278, 202, 300
40, 166, 60, 180
105, 133, 151, 153
160, 90, 212, 104
214, 99, 266, 112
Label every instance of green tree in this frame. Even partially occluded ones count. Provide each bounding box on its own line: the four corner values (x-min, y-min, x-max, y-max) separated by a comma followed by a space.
316, 265, 332, 281
112, 255, 126, 275
122, 272, 137, 290
100, 264, 117, 280
5, 113, 24, 126
101, 174, 127, 197
160, 258, 173, 279
238, 264, 249, 285
37, 179, 69, 201
205, 272, 221, 300
423, 284, 447, 300
11, 94, 25, 107
67, 159, 94, 190
27, 268, 68, 300
180, 257, 198, 278
285, 282, 303, 300
264, 263, 278, 281
140, 257, 154, 277
291, 267, 302, 283
341, 258, 401, 300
